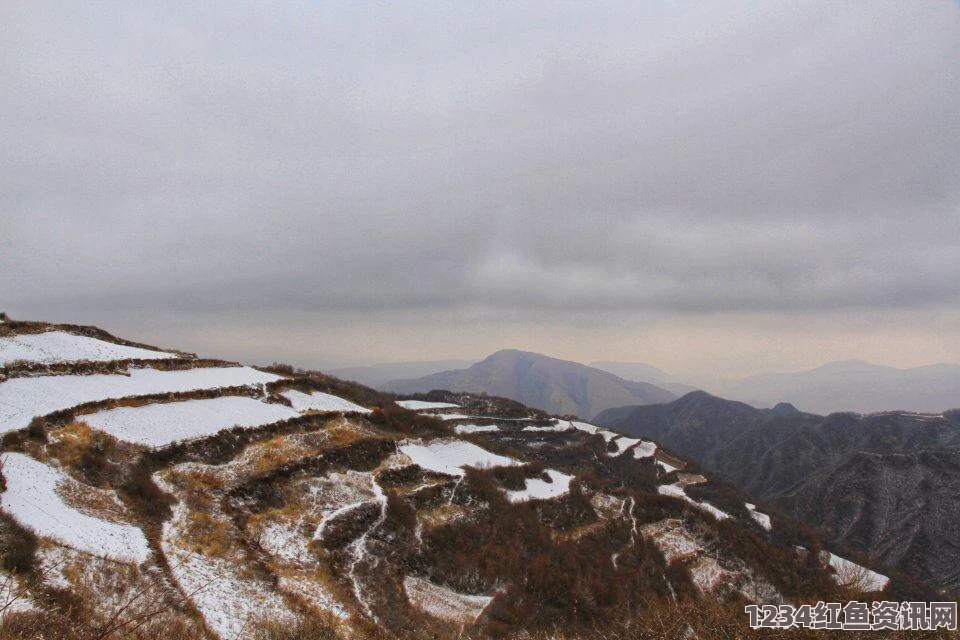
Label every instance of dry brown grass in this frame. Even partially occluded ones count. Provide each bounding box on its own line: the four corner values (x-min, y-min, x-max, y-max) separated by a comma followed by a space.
55, 475, 130, 525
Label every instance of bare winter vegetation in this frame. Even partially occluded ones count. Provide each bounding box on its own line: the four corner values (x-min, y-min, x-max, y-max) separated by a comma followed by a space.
0, 317, 953, 640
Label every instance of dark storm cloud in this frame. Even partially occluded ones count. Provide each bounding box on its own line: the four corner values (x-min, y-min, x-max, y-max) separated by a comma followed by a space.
3, 1, 959, 318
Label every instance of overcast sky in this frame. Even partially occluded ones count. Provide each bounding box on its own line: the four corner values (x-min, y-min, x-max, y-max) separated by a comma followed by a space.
2, 1, 959, 378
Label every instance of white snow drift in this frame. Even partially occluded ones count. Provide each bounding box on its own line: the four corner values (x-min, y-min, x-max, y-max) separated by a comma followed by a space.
0, 452, 150, 563
83, 396, 299, 447
0, 331, 176, 366
281, 389, 371, 414
399, 439, 518, 476
0, 366, 281, 434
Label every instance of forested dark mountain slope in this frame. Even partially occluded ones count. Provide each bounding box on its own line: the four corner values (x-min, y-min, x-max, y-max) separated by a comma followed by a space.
597, 391, 960, 591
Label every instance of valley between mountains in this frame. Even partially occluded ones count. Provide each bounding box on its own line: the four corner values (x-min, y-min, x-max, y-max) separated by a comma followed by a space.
0, 315, 949, 639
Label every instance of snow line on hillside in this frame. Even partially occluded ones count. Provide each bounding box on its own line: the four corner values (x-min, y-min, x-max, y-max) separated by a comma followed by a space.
83, 396, 299, 447
0, 452, 150, 563
399, 439, 519, 476
0, 366, 282, 434
281, 389, 371, 414
0, 330, 176, 366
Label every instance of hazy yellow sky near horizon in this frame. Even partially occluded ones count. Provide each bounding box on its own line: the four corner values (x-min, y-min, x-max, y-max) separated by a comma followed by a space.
25, 306, 959, 383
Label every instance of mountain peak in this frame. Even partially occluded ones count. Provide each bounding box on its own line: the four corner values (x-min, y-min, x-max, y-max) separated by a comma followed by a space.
385, 350, 676, 418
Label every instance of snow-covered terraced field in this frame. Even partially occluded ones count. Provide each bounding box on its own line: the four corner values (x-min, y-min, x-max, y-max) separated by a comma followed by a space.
569, 420, 601, 434
281, 389, 371, 414
745, 503, 772, 531
825, 552, 889, 591
0, 366, 282, 434
632, 441, 657, 458
522, 421, 572, 433
395, 400, 460, 411
454, 424, 501, 434
506, 469, 573, 503
656, 459, 680, 474
83, 396, 299, 447
403, 576, 492, 624
0, 452, 150, 563
0, 330, 176, 366
657, 481, 730, 521
607, 436, 641, 456
399, 439, 518, 476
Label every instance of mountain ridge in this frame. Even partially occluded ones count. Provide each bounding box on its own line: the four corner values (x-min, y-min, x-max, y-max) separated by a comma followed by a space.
596, 392, 960, 591
383, 349, 677, 419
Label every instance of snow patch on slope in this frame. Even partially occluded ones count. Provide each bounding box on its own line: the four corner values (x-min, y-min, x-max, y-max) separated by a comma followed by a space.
0, 331, 176, 366
825, 552, 889, 591
396, 400, 459, 411
454, 424, 501, 434
83, 396, 298, 447
745, 503, 772, 531
506, 469, 573, 503
607, 436, 642, 456
657, 480, 730, 521
404, 576, 492, 624
632, 441, 657, 459
399, 439, 518, 477
281, 389, 371, 414
158, 477, 297, 638
0, 452, 150, 563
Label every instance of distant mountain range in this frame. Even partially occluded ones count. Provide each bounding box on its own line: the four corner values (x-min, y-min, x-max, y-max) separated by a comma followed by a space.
331, 359, 477, 388
382, 349, 676, 419
596, 392, 960, 591
708, 359, 960, 414
339, 353, 960, 416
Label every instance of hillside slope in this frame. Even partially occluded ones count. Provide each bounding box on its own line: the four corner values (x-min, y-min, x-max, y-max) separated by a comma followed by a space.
597, 391, 960, 591
384, 349, 676, 419
0, 317, 920, 639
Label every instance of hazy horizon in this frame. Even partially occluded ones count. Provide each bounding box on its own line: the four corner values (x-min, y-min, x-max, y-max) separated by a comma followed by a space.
4, 2, 959, 379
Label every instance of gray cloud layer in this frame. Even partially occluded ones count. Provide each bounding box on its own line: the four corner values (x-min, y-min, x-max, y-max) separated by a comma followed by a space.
2, 1, 959, 326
